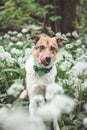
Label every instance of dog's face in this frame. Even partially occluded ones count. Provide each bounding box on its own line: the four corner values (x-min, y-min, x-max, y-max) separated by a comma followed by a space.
31, 35, 62, 68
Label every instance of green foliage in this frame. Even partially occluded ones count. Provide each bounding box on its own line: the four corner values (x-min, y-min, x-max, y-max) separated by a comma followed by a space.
0, 0, 40, 29
0, 1, 61, 31
50, 16, 61, 22
55, 32, 87, 129
0, 26, 87, 129
76, 0, 87, 27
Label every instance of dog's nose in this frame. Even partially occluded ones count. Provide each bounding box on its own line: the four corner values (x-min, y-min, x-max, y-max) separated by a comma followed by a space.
46, 56, 51, 63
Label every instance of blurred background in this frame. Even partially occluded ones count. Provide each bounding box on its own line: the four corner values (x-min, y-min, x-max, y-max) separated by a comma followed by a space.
0, 0, 87, 34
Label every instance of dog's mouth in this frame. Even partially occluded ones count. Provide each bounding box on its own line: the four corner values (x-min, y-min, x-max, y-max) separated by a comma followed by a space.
41, 56, 51, 66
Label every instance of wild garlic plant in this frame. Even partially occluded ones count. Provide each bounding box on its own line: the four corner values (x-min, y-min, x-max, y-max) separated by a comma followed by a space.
0, 26, 87, 129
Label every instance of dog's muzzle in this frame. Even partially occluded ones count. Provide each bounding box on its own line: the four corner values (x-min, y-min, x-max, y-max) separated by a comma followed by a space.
41, 56, 51, 66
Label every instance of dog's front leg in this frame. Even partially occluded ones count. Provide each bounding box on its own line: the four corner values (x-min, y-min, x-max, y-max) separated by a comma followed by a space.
19, 90, 28, 99
53, 119, 60, 130
29, 86, 46, 115
29, 98, 38, 115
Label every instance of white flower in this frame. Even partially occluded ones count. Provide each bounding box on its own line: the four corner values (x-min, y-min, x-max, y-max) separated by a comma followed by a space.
0, 46, 4, 52
5, 52, 11, 59
76, 54, 87, 62
11, 36, 17, 42
81, 79, 87, 90
76, 48, 85, 57
11, 48, 23, 55
12, 31, 18, 35
83, 118, 87, 127
21, 28, 29, 33
37, 83, 75, 121
72, 31, 79, 38
66, 70, 81, 88
18, 56, 26, 69
17, 33, 23, 38
0, 46, 5, 61
28, 25, 41, 30
57, 50, 73, 63
83, 103, 87, 127
0, 47, 15, 66
65, 70, 82, 98
37, 94, 75, 121
26, 34, 30, 39
72, 62, 87, 76
38, 103, 61, 121
0, 36, 2, 40
65, 44, 73, 49
46, 83, 64, 101
52, 95, 76, 114
56, 32, 61, 37
84, 103, 87, 112
28, 115, 45, 130
4, 52, 15, 66
0, 108, 46, 130
0, 107, 8, 116
3, 34, 10, 39
8, 31, 13, 35
16, 41, 23, 46
9, 42, 14, 46
76, 39, 82, 46
66, 32, 71, 37
56, 33, 69, 43
82, 45, 86, 49
7, 83, 24, 97
60, 61, 72, 71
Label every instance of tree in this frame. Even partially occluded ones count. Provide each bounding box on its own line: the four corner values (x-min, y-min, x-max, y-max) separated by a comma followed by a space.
44, 0, 79, 33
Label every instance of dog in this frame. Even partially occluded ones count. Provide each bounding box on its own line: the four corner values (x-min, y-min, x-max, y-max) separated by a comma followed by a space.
20, 35, 65, 130
20, 35, 64, 98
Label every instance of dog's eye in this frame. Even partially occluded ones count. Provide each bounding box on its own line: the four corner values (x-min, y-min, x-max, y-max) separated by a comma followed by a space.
50, 46, 56, 52
39, 46, 45, 51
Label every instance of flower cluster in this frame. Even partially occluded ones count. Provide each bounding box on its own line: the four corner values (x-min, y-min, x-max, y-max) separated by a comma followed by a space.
7, 83, 24, 97
0, 83, 75, 130
56, 33, 87, 99
0, 27, 87, 129
0, 45, 15, 67
37, 83, 75, 121
83, 104, 87, 127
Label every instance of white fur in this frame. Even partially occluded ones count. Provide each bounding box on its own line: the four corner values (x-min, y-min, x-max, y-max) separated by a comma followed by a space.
25, 49, 60, 130
25, 56, 57, 99
25, 55, 58, 119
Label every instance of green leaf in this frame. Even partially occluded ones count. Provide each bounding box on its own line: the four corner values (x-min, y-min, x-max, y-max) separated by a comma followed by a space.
14, 79, 23, 84
77, 112, 86, 120
69, 113, 75, 121
17, 69, 26, 77
44, 4, 54, 9
61, 126, 70, 130
0, 94, 7, 98
50, 16, 61, 22
3, 68, 26, 77
3, 68, 18, 73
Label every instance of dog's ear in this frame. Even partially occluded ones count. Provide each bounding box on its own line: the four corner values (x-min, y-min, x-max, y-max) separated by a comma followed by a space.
55, 37, 69, 47
30, 35, 41, 44
55, 37, 63, 47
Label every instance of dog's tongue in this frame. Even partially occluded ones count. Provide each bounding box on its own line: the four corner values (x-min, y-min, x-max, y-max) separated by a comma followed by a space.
41, 56, 47, 65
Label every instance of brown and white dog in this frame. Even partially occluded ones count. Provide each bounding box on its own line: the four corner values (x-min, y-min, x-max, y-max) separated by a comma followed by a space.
20, 35, 63, 97
20, 35, 66, 130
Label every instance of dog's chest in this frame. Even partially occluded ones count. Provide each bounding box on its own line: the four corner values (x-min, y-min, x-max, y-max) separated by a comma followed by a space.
25, 57, 57, 87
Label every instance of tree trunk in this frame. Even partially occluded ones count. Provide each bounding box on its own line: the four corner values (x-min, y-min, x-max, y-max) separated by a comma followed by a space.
45, 0, 79, 33
60, 0, 79, 33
